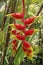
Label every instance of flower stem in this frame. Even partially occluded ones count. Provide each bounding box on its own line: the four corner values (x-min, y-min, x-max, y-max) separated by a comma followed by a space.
22, 0, 25, 16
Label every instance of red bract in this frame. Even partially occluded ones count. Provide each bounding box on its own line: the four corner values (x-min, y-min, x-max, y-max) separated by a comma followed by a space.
16, 34, 25, 40
22, 41, 33, 55
22, 46, 27, 52
12, 40, 17, 46
23, 29, 34, 36
22, 41, 31, 49
11, 30, 16, 35
6, 13, 23, 19
22, 17, 35, 26
12, 40, 17, 51
27, 49, 32, 55
13, 46, 17, 51
14, 24, 25, 30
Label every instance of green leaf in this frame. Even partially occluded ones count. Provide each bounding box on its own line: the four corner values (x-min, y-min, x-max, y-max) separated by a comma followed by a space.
14, 46, 24, 65
0, 30, 5, 45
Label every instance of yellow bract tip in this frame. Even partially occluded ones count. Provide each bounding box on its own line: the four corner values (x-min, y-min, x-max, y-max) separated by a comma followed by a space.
9, 24, 14, 27
34, 16, 40, 18
14, 35, 19, 41
34, 29, 39, 32
28, 54, 33, 60
5, 14, 11, 17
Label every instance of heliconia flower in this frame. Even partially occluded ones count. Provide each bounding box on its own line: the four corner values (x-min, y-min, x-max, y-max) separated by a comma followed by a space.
22, 41, 33, 58
12, 40, 17, 51
12, 40, 17, 46
9, 23, 25, 30
22, 41, 31, 52
22, 16, 39, 26
27, 47, 33, 60
11, 29, 23, 35
14, 24, 25, 30
23, 29, 34, 36
13, 46, 17, 51
15, 34, 25, 40
22, 46, 27, 52
27, 49, 32, 54
22, 41, 31, 50
6, 13, 24, 19
27, 47, 33, 56
11, 30, 16, 35
23, 29, 39, 36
